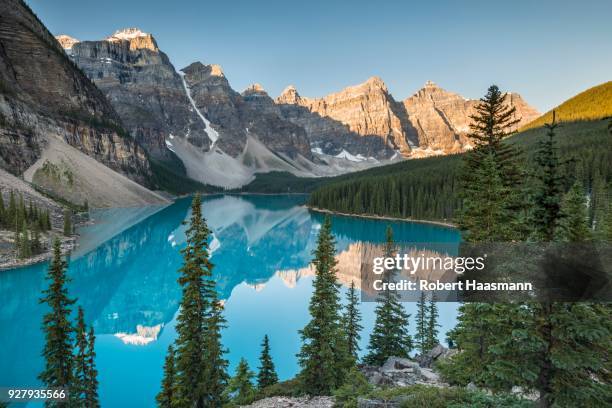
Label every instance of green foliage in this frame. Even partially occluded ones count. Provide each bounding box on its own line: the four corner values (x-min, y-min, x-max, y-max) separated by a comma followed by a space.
524, 81, 612, 129
364, 385, 532, 408
255, 378, 302, 399
308, 119, 612, 222
160, 194, 228, 407
333, 367, 372, 408
156, 346, 175, 408
426, 295, 440, 351
364, 226, 413, 365
63, 209, 72, 236
85, 326, 100, 408
529, 114, 566, 241
342, 281, 363, 364
39, 239, 76, 393
297, 216, 349, 394
415, 292, 428, 355
257, 335, 278, 389
224, 358, 256, 406
72, 307, 88, 405
556, 181, 592, 241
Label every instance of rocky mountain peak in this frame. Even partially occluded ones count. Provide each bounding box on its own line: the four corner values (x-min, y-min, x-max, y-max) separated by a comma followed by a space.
242, 83, 268, 97
55, 34, 79, 49
363, 76, 387, 91
105, 28, 158, 51
276, 85, 301, 104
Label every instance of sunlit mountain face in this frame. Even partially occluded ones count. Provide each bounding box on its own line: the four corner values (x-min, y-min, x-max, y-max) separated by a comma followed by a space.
0, 195, 460, 407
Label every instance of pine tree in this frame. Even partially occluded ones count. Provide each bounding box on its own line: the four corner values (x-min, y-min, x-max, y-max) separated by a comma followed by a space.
342, 281, 363, 364
364, 226, 412, 366
458, 85, 526, 242
31, 222, 42, 255
298, 216, 348, 394
415, 292, 428, 355
256, 335, 278, 389
7, 190, 16, 227
556, 181, 592, 242
224, 358, 256, 406
39, 239, 76, 400
19, 222, 31, 259
426, 294, 440, 350
73, 307, 88, 405
63, 209, 72, 236
157, 346, 176, 408
85, 326, 100, 408
531, 112, 566, 241
172, 193, 227, 407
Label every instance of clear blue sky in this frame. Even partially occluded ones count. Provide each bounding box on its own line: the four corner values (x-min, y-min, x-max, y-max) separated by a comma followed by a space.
29, 0, 612, 112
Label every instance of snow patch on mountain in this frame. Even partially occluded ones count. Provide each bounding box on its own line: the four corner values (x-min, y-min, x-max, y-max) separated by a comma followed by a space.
179, 72, 219, 145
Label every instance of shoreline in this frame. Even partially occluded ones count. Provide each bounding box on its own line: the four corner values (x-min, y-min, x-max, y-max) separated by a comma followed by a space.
306, 206, 457, 229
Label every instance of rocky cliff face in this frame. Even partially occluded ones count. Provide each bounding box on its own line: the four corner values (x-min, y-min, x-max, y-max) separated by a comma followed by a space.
403, 81, 540, 155
276, 78, 402, 159
277, 79, 539, 159
181, 62, 312, 160
63, 28, 210, 159
0, 1, 152, 187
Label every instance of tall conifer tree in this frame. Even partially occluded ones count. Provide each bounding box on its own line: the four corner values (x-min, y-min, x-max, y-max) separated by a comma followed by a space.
415, 292, 428, 355
157, 346, 176, 408
364, 226, 412, 365
168, 194, 227, 407
298, 216, 347, 394
257, 335, 278, 389
426, 294, 440, 350
73, 307, 89, 404
85, 326, 100, 408
342, 281, 362, 364
39, 239, 75, 402
224, 358, 256, 405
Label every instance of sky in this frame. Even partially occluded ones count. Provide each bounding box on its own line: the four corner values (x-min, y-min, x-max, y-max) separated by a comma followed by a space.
29, 0, 612, 112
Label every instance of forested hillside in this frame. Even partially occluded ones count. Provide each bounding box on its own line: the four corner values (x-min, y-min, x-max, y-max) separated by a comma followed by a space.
308, 119, 612, 221
523, 81, 612, 129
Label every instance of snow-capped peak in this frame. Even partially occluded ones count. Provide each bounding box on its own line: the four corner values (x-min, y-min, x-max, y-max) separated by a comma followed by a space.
109, 28, 148, 40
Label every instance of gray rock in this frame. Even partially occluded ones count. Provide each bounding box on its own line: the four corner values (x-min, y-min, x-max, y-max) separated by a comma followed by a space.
242, 396, 334, 408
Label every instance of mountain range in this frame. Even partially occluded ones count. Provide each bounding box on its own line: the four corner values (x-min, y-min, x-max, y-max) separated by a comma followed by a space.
55, 28, 539, 189
1, 0, 540, 206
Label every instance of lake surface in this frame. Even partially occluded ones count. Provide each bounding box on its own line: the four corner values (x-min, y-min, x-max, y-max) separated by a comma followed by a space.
0, 195, 461, 407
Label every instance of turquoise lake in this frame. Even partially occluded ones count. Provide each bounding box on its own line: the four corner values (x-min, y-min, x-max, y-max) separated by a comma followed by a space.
0, 195, 461, 407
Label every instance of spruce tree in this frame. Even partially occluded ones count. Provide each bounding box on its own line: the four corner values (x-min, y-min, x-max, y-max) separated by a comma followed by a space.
297, 216, 348, 394
531, 112, 566, 241
8, 190, 16, 227
459, 85, 525, 242
85, 326, 100, 408
39, 239, 76, 400
157, 346, 176, 408
31, 223, 42, 255
73, 307, 88, 404
224, 358, 255, 406
364, 226, 412, 366
414, 292, 428, 355
256, 335, 278, 389
171, 193, 227, 407
426, 294, 440, 350
19, 222, 31, 259
556, 181, 592, 242
342, 281, 362, 364
63, 209, 72, 236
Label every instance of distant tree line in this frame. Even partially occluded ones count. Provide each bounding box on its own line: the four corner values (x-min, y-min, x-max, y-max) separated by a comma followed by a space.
308, 119, 612, 225
0, 190, 52, 258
